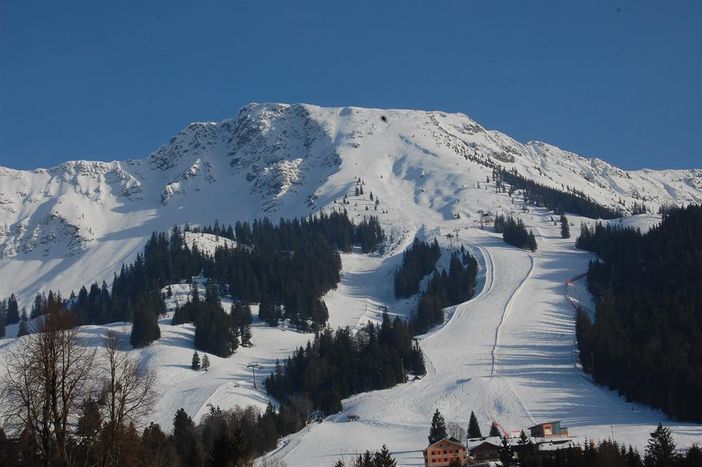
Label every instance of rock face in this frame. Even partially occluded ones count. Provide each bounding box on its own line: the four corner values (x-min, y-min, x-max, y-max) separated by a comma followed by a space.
1, 102, 701, 304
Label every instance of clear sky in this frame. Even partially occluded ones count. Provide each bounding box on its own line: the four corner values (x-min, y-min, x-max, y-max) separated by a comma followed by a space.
1, 1, 700, 170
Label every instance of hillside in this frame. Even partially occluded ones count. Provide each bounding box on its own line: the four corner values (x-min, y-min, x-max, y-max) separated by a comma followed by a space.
2, 103, 701, 305
1, 103, 702, 465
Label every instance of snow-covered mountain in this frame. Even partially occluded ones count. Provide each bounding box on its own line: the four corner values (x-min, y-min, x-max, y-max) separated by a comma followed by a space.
1, 102, 701, 305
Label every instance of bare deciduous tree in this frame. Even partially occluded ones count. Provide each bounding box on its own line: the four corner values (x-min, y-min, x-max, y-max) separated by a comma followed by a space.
1, 308, 96, 466
99, 330, 156, 467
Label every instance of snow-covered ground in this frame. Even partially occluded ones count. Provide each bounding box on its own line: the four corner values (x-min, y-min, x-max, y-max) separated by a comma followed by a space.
1, 103, 701, 465
3, 103, 702, 308
265, 211, 702, 466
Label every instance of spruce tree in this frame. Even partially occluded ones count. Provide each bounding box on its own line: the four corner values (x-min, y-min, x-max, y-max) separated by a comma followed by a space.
499, 436, 513, 466
428, 409, 447, 444
201, 354, 210, 371
645, 423, 678, 466
206, 432, 234, 467
560, 213, 570, 239
173, 408, 199, 465
518, 430, 529, 446
17, 309, 28, 337
191, 351, 201, 370
373, 445, 397, 467
467, 411, 482, 438
489, 421, 501, 437
130, 306, 161, 348
6, 293, 19, 324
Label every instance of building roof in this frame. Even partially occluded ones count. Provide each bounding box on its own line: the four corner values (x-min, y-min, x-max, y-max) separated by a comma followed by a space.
425, 437, 466, 451
470, 440, 501, 451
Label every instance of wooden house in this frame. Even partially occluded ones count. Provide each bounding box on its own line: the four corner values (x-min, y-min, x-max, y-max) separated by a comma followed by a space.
423, 437, 468, 467
528, 420, 569, 438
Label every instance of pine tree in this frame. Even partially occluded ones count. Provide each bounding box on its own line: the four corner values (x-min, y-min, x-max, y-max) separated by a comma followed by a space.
645, 423, 678, 466
560, 213, 570, 239
428, 409, 447, 444
499, 436, 513, 466
373, 444, 397, 467
191, 351, 201, 370
130, 305, 161, 348
6, 293, 19, 324
191, 282, 200, 303
173, 408, 201, 466
489, 421, 501, 437
206, 432, 234, 467
17, 309, 28, 337
518, 430, 529, 446
528, 230, 538, 252
467, 411, 482, 438
231, 302, 253, 346
201, 354, 210, 371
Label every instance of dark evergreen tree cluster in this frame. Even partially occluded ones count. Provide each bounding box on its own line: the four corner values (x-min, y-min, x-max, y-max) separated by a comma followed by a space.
410, 248, 478, 334
575, 205, 702, 421
205, 240, 337, 328
191, 211, 385, 254
515, 424, 702, 467
5, 293, 19, 324
393, 238, 442, 298
333, 444, 398, 467
266, 312, 426, 416
499, 169, 621, 219
172, 282, 240, 358
495, 215, 537, 251
560, 213, 570, 239
630, 201, 649, 215
258, 296, 283, 326
5, 211, 383, 349
230, 302, 252, 347
194, 304, 238, 358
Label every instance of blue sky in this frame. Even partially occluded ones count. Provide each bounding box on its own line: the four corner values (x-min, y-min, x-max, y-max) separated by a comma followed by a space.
1, 1, 700, 170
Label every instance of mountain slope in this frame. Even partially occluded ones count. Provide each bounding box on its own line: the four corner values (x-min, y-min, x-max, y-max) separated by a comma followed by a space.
1, 102, 701, 305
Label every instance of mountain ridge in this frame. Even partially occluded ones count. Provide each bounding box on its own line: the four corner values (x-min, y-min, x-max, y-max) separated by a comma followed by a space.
1, 102, 701, 305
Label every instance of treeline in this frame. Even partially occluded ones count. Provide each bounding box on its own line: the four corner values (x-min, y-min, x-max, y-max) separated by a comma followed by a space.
504, 424, 700, 467
410, 248, 478, 334
575, 205, 702, 422
393, 238, 442, 299
187, 211, 385, 254
266, 312, 425, 415
498, 168, 621, 219
494, 215, 537, 252
3, 211, 384, 345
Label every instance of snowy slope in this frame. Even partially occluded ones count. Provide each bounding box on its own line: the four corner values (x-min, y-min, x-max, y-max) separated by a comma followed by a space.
2, 103, 701, 305
266, 211, 702, 466
1, 103, 702, 465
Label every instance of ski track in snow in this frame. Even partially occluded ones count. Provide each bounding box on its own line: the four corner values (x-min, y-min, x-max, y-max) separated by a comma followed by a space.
0, 103, 701, 465
268, 211, 702, 467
